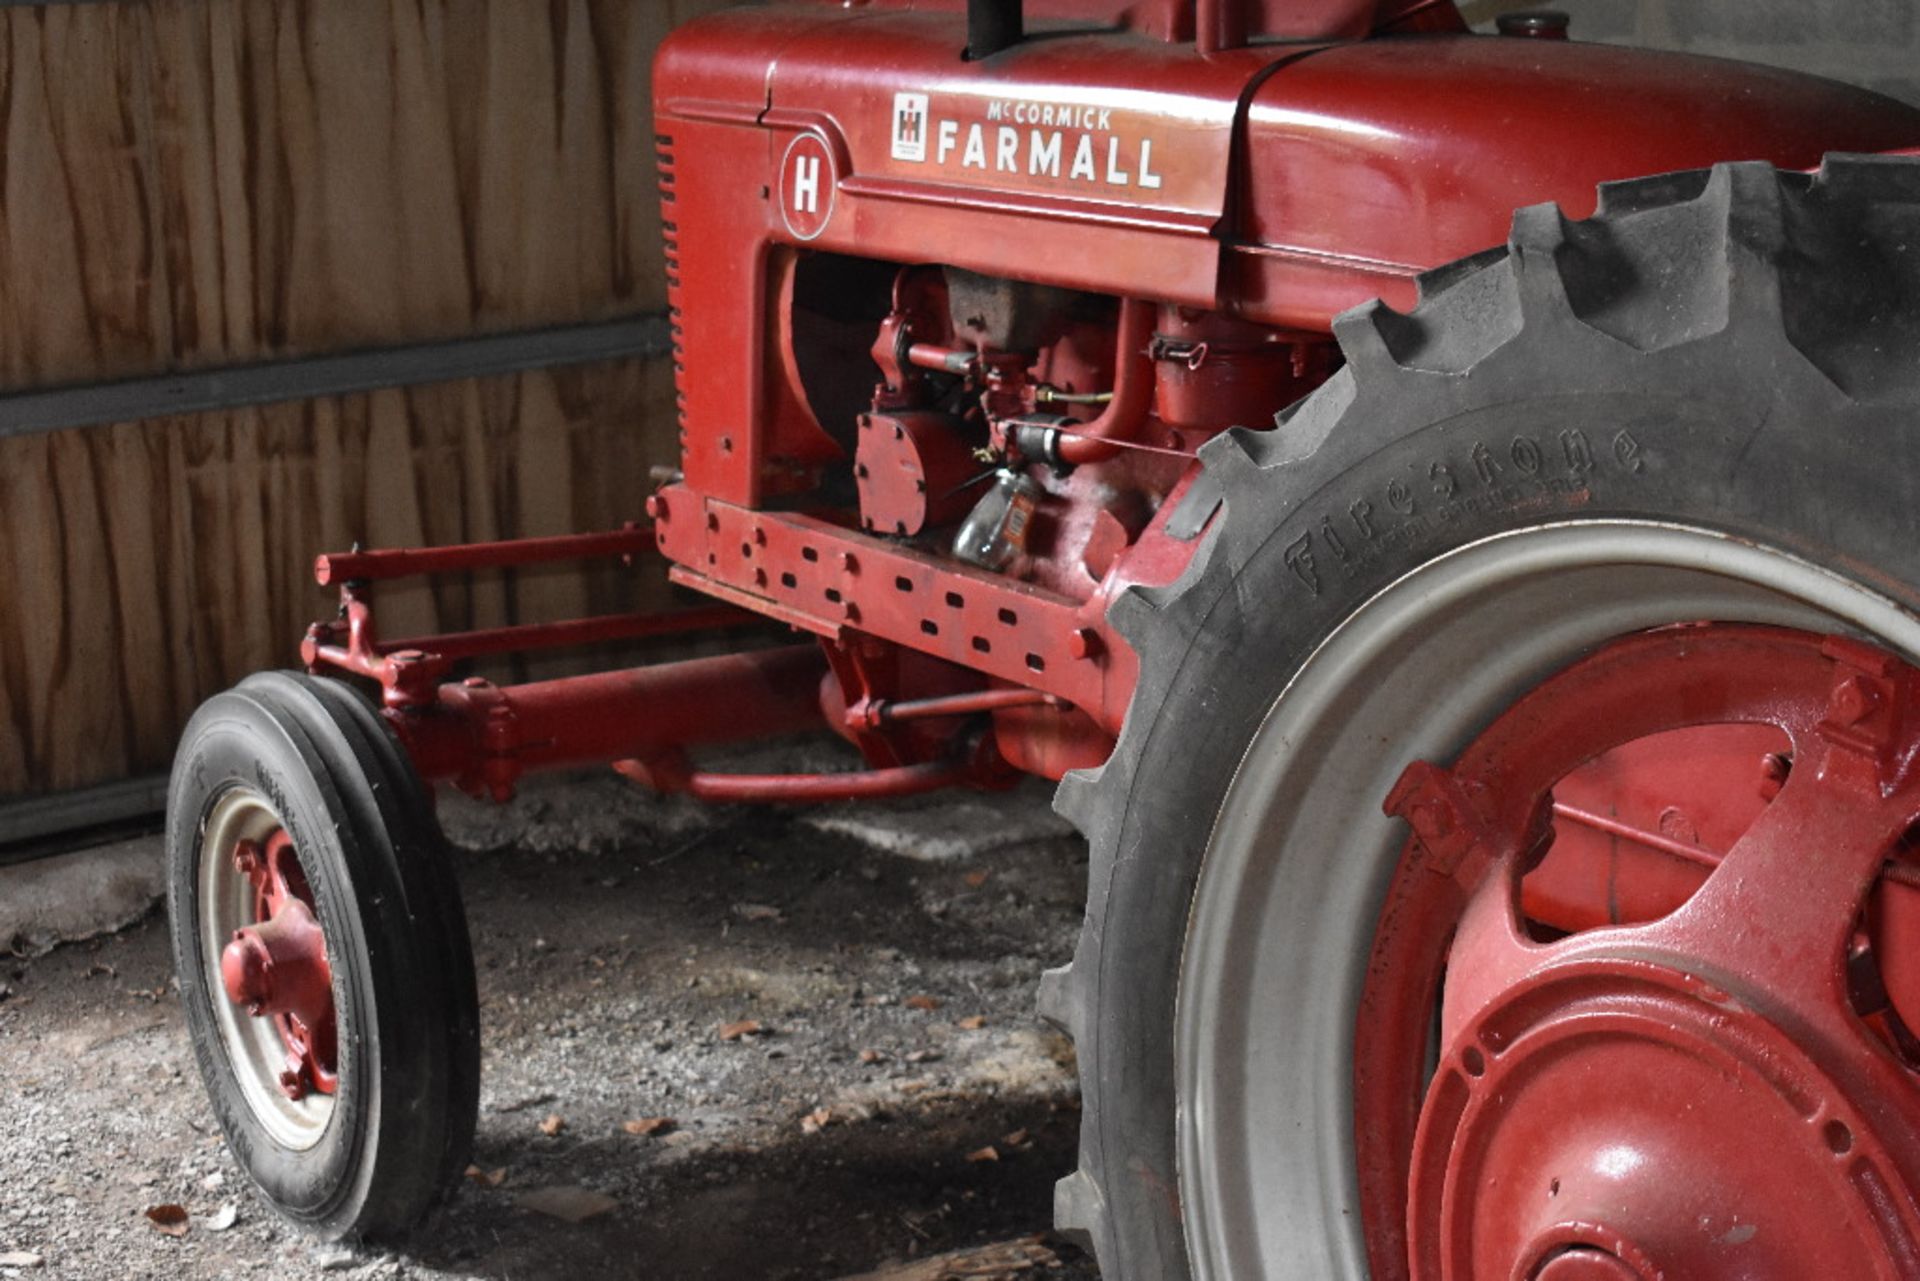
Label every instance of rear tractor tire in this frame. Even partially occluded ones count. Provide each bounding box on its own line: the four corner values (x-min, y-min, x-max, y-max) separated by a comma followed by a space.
167, 672, 480, 1241
1049, 156, 1920, 1279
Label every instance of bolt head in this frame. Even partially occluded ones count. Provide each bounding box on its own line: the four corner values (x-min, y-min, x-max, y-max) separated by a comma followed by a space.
1409, 801, 1454, 842
1831, 675, 1882, 726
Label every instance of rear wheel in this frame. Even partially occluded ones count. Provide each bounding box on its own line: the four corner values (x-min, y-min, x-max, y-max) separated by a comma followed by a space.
1048, 157, 1920, 1278
167, 672, 479, 1241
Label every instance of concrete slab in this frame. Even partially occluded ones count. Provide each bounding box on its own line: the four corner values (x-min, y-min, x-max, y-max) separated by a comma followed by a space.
0, 777, 1098, 1279
803, 780, 1075, 864
0, 834, 165, 957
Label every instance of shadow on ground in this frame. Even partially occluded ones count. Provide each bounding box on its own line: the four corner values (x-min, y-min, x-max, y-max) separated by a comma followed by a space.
0, 767, 1101, 1280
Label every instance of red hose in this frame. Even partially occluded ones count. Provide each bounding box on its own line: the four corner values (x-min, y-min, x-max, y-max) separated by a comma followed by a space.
1054, 298, 1157, 466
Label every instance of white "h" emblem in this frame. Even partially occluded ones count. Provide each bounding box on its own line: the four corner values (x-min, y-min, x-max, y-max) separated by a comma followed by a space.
792, 156, 820, 215
780, 135, 834, 240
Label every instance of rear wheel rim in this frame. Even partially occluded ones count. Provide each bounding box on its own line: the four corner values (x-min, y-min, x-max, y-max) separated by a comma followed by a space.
198, 789, 337, 1151
1176, 520, 1920, 1280
1376, 624, 1920, 1278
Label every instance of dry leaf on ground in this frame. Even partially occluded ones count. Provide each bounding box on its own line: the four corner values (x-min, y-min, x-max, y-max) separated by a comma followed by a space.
515, 1185, 618, 1224
538, 1113, 566, 1136
858, 1048, 885, 1064
800, 1107, 833, 1135
732, 903, 784, 922
835, 1235, 1059, 1281
904, 995, 941, 1012
718, 1018, 763, 1041
957, 1015, 987, 1030
622, 1117, 675, 1137
144, 1204, 190, 1237
464, 1165, 509, 1187
1002, 1128, 1030, 1148
965, 1145, 1000, 1163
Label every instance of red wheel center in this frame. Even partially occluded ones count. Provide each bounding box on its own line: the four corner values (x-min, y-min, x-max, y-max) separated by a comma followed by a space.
219, 830, 337, 1099
1359, 626, 1920, 1280
1532, 1251, 1640, 1281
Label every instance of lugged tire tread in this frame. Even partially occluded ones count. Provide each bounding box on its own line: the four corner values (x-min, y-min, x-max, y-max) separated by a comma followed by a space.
1048, 157, 1920, 1279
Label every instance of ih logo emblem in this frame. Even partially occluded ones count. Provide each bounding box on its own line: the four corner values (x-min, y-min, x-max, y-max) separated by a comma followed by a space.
779, 133, 837, 241
891, 92, 929, 163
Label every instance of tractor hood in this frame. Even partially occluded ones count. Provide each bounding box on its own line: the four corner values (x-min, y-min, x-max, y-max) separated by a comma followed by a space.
1235, 35, 1920, 307
658, 8, 1920, 322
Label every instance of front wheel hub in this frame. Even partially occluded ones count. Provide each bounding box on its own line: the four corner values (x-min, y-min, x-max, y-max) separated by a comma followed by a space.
220, 895, 330, 1025
213, 829, 338, 1102
1366, 626, 1920, 1278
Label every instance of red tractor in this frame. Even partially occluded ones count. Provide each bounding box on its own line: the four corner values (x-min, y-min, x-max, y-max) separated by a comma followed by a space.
164, 1, 1920, 1275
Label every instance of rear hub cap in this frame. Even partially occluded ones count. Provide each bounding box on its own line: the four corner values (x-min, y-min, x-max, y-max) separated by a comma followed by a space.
1368, 625, 1920, 1278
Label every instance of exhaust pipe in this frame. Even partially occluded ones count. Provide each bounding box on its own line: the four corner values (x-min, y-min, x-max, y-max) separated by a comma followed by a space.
967, 0, 1022, 58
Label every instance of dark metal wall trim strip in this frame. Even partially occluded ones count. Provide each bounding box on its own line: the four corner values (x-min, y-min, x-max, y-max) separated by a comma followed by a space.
0, 313, 673, 440
0, 775, 169, 863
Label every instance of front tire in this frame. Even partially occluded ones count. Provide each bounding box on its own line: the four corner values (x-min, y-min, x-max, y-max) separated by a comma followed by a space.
1049, 157, 1920, 1278
167, 672, 480, 1241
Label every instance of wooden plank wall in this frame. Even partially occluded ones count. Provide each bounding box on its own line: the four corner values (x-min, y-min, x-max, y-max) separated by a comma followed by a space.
0, 0, 739, 800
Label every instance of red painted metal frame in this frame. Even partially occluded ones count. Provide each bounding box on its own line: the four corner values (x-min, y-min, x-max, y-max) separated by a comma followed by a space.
614, 753, 984, 803
298, 523, 1049, 802
303, 583, 752, 711
293, 4, 1920, 810
393, 645, 836, 801
286, 7, 1920, 811
314, 527, 655, 585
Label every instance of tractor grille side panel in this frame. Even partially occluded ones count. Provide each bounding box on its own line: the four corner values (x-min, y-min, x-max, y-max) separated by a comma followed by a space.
656, 132, 690, 453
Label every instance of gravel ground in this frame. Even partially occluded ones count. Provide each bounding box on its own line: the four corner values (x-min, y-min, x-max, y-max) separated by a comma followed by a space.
0, 754, 1103, 1280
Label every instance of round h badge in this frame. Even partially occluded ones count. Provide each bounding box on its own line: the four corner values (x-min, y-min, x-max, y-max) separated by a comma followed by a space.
779, 134, 837, 241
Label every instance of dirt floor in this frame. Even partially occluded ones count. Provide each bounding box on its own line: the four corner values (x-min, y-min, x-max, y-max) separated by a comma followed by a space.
0, 753, 1104, 1280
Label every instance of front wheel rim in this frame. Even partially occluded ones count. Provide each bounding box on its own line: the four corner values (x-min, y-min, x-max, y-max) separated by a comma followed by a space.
1176, 520, 1920, 1280
198, 788, 338, 1151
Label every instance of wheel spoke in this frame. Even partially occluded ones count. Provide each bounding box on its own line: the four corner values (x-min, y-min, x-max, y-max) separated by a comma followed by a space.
1655, 738, 1914, 1005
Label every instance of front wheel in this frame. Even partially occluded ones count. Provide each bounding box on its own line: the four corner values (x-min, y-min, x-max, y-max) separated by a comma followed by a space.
167, 672, 479, 1240
1049, 157, 1920, 1279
